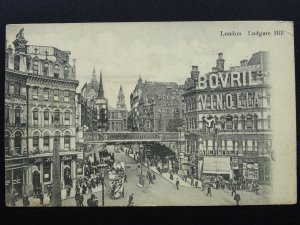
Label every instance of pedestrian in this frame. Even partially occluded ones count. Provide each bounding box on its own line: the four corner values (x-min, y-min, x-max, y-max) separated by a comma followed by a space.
127, 193, 134, 206
23, 193, 30, 207
232, 185, 236, 196
152, 173, 156, 182
66, 187, 71, 198
39, 191, 44, 205
234, 192, 241, 206
75, 191, 80, 206
78, 194, 84, 207
169, 172, 173, 180
207, 185, 212, 197
255, 183, 259, 195
176, 178, 179, 190
124, 174, 127, 183
191, 177, 194, 186
195, 180, 198, 189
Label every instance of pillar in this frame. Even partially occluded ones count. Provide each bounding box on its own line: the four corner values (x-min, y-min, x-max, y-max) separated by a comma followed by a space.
40, 162, 44, 193
49, 136, 54, 153
39, 137, 43, 152
22, 137, 27, 155
61, 160, 65, 189
71, 159, 76, 188
10, 137, 15, 156
60, 137, 64, 151
28, 163, 33, 195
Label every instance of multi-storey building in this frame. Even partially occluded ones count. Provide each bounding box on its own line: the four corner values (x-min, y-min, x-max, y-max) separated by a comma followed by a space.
130, 76, 185, 132
108, 85, 128, 131
182, 52, 272, 185
5, 39, 29, 202
5, 28, 80, 196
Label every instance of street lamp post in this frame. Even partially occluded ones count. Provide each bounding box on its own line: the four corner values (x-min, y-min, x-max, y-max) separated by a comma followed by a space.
99, 165, 106, 206
138, 143, 144, 187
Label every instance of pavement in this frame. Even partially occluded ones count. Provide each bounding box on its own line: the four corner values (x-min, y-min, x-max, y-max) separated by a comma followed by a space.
14, 145, 273, 206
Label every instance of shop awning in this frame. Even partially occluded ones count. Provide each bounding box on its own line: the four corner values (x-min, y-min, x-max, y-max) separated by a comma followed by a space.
203, 157, 231, 174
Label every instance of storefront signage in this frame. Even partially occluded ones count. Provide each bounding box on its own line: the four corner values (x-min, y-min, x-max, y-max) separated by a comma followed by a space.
61, 156, 73, 161
198, 71, 257, 90
198, 91, 261, 111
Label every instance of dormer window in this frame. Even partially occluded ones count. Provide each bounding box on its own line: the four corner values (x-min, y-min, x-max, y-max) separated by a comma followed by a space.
14, 55, 20, 70
33, 61, 38, 75
54, 64, 60, 78
43, 63, 49, 76
64, 66, 69, 79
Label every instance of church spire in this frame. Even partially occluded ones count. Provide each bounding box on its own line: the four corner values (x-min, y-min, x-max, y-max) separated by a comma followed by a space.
116, 84, 126, 110
98, 70, 104, 99
92, 66, 96, 81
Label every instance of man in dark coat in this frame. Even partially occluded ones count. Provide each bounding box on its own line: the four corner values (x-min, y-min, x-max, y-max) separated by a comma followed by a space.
78, 194, 84, 207
232, 185, 237, 196
175, 178, 180, 190
39, 191, 44, 205
234, 192, 241, 205
207, 185, 212, 197
127, 193, 134, 206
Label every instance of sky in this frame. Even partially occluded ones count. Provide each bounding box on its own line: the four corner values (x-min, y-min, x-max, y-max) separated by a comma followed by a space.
6, 22, 279, 108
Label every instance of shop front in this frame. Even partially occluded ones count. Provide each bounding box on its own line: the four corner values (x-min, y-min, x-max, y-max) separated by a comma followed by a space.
28, 153, 77, 195
202, 156, 232, 180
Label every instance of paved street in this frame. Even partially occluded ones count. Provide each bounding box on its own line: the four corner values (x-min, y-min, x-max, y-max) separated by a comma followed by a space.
60, 145, 272, 207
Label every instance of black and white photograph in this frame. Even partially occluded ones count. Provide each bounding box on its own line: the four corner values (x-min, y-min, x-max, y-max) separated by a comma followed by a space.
4, 21, 296, 207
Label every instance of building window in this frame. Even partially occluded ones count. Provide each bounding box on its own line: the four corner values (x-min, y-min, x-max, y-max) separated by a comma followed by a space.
14, 131, 22, 154
64, 132, 70, 150
44, 110, 49, 125
14, 55, 20, 70
267, 115, 271, 129
54, 131, 61, 143
5, 132, 10, 155
15, 107, 21, 124
253, 114, 258, 130
54, 65, 60, 78
54, 110, 60, 125
233, 116, 238, 130
33, 131, 39, 148
43, 88, 49, 100
33, 61, 38, 75
43, 162, 51, 182
225, 115, 233, 130
246, 115, 253, 130
64, 90, 69, 102
43, 63, 49, 76
43, 134, 50, 147
64, 66, 69, 79
32, 87, 38, 100
5, 108, 9, 124
54, 89, 59, 101
241, 115, 245, 130
64, 111, 71, 125
220, 116, 226, 130
15, 84, 20, 95
33, 109, 39, 124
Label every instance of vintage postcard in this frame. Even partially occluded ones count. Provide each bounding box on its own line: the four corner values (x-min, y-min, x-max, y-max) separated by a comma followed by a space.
5, 21, 296, 206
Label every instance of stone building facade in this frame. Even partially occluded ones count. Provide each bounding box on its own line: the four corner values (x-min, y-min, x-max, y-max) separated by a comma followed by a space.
5, 29, 79, 197
182, 52, 272, 184
130, 76, 185, 132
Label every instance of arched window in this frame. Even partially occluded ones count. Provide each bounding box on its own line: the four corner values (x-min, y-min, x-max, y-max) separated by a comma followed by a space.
64, 111, 71, 125
64, 131, 71, 150
5, 107, 9, 124
44, 110, 49, 125
233, 115, 238, 130
64, 66, 69, 79
14, 131, 22, 154
54, 110, 60, 124
246, 114, 253, 130
15, 107, 21, 125
225, 115, 233, 130
33, 61, 38, 75
253, 114, 258, 130
33, 131, 39, 149
5, 131, 10, 155
14, 55, 20, 70
241, 114, 245, 130
54, 64, 60, 78
43, 63, 49, 76
33, 109, 39, 125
